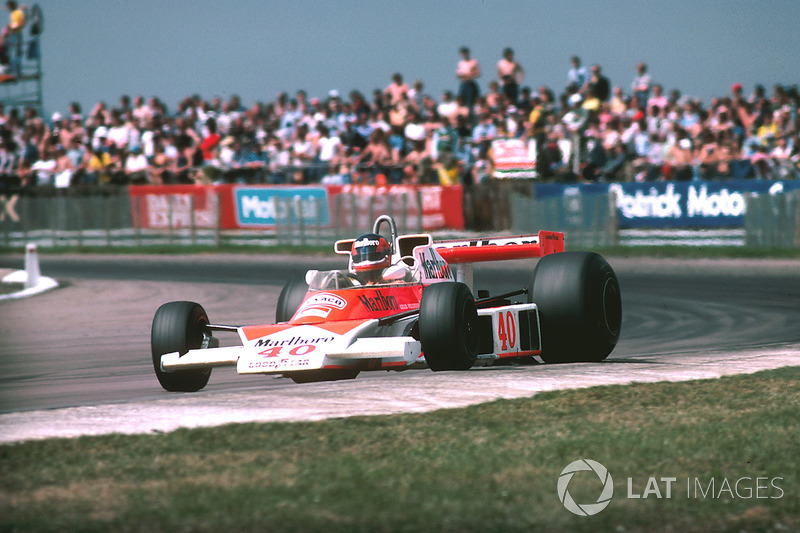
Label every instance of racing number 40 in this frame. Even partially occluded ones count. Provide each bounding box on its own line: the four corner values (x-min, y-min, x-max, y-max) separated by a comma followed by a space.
259, 345, 317, 358
497, 311, 516, 351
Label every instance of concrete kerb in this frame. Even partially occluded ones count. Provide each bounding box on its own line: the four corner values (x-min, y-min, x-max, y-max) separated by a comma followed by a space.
0, 243, 59, 302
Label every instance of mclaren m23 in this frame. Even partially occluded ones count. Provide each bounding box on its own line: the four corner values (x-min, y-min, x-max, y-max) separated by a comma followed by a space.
151, 215, 622, 392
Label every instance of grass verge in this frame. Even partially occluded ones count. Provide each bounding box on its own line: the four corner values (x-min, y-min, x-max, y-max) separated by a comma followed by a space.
2, 367, 799, 532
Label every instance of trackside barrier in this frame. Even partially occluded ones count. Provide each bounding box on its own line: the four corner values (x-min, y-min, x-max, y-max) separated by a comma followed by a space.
0, 187, 432, 248
510, 192, 618, 249
3, 184, 799, 250
1, 188, 133, 247
744, 190, 800, 248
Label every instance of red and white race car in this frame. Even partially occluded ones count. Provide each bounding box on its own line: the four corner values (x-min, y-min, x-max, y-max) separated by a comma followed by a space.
151, 215, 621, 392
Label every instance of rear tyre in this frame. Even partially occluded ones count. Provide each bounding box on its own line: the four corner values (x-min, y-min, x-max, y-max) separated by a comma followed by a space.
530, 252, 621, 363
276, 277, 309, 323
419, 282, 479, 371
151, 301, 213, 392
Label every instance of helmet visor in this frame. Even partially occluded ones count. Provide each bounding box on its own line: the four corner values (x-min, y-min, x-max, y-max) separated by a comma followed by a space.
353, 248, 388, 265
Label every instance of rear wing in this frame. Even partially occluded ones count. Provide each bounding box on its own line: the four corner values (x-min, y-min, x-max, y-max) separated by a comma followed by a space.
334, 226, 564, 291
431, 231, 564, 264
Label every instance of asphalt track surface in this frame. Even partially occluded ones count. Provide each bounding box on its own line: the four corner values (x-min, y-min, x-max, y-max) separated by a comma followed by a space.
1, 253, 798, 443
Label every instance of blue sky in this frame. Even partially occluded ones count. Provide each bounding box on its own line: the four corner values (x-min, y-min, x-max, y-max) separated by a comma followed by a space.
17, 0, 800, 117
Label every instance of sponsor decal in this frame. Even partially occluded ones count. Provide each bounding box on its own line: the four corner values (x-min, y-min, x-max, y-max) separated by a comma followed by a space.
255, 335, 335, 348
439, 236, 539, 248
354, 237, 381, 248
299, 292, 347, 310
358, 290, 399, 312
295, 308, 330, 319
419, 250, 453, 280
247, 356, 312, 371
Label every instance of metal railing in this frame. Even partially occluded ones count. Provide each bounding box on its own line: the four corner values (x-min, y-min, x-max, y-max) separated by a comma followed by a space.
3, 186, 799, 250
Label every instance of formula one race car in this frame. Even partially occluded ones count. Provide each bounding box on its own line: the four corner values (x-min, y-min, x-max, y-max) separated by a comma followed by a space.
151, 215, 621, 392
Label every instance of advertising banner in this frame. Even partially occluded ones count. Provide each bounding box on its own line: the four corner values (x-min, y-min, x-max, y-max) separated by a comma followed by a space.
533, 180, 800, 229
491, 139, 537, 179
129, 184, 464, 231
233, 186, 330, 228
332, 184, 464, 230
129, 185, 221, 229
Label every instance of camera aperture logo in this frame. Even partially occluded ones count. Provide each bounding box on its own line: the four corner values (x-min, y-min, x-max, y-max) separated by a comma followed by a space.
557, 459, 614, 516
558, 459, 785, 517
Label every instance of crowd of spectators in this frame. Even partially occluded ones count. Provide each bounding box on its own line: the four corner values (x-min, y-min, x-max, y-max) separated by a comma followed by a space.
0, 50, 798, 191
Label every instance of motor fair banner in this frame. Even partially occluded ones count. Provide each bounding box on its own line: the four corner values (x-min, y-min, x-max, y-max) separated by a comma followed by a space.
533, 180, 800, 229
128, 184, 464, 231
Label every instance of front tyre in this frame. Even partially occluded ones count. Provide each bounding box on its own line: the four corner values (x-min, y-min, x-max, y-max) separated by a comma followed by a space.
530, 252, 621, 363
151, 301, 213, 392
276, 277, 309, 323
419, 282, 479, 371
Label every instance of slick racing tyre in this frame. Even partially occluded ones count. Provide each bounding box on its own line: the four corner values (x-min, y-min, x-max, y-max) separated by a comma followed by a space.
530, 252, 621, 363
276, 277, 309, 323
419, 282, 479, 371
151, 301, 213, 392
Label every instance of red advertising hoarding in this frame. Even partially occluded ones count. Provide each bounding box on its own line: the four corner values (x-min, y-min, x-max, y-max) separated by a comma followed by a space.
128, 184, 464, 231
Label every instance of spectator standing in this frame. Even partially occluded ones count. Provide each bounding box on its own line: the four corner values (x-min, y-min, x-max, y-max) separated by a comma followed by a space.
472, 112, 498, 159
567, 55, 588, 93
0, 132, 19, 188
437, 91, 458, 125
198, 117, 221, 183
29, 144, 57, 187
53, 145, 76, 188
430, 115, 458, 172
65, 136, 88, 185
199, 118, 221, 162
587, 64, 611, 102
647, 84, 668, 112
315, 124, 343, 181
401, 136, 430, 184
2, 1, 25, 77
124, 146, 149, 184
632, 62, 652, 111
407, 79, 424, 112
355, 128, 395, 181
497, 47, 524, 106
609, 86, 627, 115
384, 73, 409, 107
291, 123, 316, 183
456, 47, 481, 118
526, 97, 548, 157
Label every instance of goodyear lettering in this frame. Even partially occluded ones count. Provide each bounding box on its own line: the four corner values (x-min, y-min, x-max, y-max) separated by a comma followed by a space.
255, 335, 334, 348
248, 358, 311, 370
358, 290, 399, 312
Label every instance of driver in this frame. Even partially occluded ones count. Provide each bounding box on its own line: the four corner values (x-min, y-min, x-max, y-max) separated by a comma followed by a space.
351, 233, 392, 284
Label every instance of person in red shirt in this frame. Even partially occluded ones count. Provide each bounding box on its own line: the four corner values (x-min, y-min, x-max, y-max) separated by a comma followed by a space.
199, 118, 221, 162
